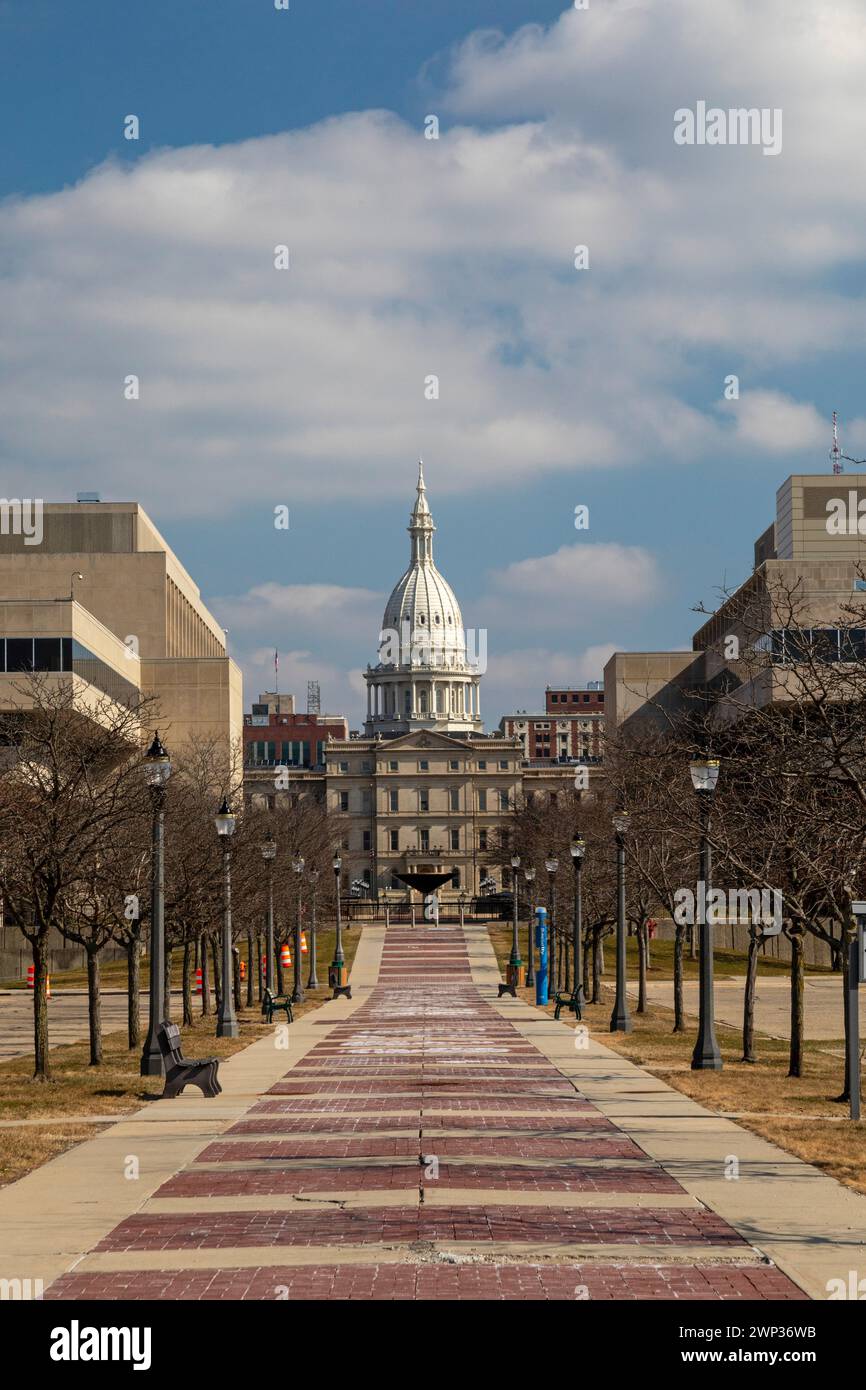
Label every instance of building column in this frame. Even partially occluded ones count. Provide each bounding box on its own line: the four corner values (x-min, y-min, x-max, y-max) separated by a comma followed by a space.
367, 683, 372, 720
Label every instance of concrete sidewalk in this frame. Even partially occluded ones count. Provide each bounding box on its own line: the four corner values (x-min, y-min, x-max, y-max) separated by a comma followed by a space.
631, 975, 859, 1043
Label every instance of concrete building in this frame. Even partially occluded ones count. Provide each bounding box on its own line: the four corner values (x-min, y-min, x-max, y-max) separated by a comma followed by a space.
604, 472, 866, 731
0, 499, 242, 758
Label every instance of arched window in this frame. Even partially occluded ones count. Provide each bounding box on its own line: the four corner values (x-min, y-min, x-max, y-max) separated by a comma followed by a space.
419, 689, 428, 713
404, 689, 411, 713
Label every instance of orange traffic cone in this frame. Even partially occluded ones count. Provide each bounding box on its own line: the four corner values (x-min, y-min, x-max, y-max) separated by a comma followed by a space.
300, 932, 308, 955
195, 968, 203, 995
281, 943, 292, 968
46, 975, 51, 999
26, 964, 34, 989
239, 959, 246, 982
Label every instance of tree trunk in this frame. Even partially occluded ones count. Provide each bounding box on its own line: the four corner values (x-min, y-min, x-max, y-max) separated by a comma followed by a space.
673, 924, 686, 1033
591, 927, 603, 1003
182, 938, 193, 1027
256, 933, 263, 1002
582, 930, 590, 1001
742, 929, 760, 1063
210, 932, 221, 1012
788, 927, 804, 1078
126, 933, 141, 1050
276, 938, 284, 995
232, 948, 241, 1012
246, 930, 254, 1007
636, 922, 647, 1014
31, 933, 51, 1081
86, 947, 102, 1066
200, 932, 211, 1015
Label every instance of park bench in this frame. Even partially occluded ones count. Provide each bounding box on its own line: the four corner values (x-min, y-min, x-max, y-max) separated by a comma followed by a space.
262, 987, 294, 1024
553, 988, 583, 1022
497, 981, 517, 998
156, 1022, 221, 1099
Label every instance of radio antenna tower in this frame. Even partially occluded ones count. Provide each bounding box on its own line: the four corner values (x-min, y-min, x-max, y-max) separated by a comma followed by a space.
831, 411, 843, 475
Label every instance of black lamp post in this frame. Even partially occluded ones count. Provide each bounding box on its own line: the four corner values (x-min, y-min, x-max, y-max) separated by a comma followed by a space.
292, 854, 305, 1004
140, 733, 171, 1076
690, 757, 723, 1070
610, 812, 632, 1033
545, 851, 559, 996
524, 866, 537, 986
509, 852, 522, 985
261, 831, 276, 993
215, 796, 239, 1038
331, 849, 345, 993
570, 834, 586, 1013
307, 868, 320, 989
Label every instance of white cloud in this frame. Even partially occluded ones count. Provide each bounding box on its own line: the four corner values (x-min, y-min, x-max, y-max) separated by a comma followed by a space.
480, 542, 663, 636
721, 390, 826, 454
3, 0, 864, 514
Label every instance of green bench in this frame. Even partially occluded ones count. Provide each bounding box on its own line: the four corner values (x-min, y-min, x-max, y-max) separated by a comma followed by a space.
262, 987, 294, 1024
554, 989, 583, 1022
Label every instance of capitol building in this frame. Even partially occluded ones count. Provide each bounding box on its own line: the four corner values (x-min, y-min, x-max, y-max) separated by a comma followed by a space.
247, 465, 591, 901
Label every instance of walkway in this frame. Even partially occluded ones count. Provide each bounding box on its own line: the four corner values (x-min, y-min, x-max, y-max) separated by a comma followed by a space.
12, 924, 852, 1301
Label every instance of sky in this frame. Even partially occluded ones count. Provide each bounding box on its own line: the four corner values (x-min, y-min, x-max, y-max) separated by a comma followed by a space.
2, 0, 866, 725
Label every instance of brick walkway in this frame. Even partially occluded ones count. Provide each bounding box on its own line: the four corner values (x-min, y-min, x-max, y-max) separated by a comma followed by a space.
45, 928, 808, 1301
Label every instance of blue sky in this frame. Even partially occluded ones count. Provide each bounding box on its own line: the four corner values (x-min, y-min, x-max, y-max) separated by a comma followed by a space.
2, 0, 865, 722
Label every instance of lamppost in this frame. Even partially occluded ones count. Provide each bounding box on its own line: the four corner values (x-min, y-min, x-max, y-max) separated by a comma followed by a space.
140, 733, 171, 1076
524, 866, 537, 987
292, 854, 305, 1004
610, 812, 632, 1033
570, 834, 586, 1013
331, 849, 346, 994
545, 851, 559, 996
214, 796, 239, 1038
690, 757, 723, 1070
307, 868, 320, 989
509, 853, 523, 986
261, 831, 276, 992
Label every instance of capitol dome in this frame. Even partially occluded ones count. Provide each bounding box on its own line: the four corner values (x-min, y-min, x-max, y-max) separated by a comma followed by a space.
379, 464, 467, 670
364, 462, 482, 735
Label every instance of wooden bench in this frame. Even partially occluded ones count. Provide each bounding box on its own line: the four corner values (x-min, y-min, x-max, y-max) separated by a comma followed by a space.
262, 987, 294, 1024
156, 1023, 221, 1099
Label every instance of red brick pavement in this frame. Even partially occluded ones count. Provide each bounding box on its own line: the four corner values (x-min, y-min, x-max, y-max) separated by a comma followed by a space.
46, 926, 809, 1302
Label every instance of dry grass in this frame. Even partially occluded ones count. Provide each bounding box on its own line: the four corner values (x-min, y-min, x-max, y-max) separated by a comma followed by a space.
0, 922, 359, 1187
486, 922, 866, 1196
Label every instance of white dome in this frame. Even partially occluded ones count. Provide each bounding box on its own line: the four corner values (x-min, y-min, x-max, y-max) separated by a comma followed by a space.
377, 463, 468, 671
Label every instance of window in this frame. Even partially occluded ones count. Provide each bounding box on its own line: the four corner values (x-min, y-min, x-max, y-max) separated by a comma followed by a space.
449, 760, 459, 770
361, 789, 372, 813
583, 694, 590, 702
362, 830, 371, 851
390, 829, 399, 851
450, 828, 460, 851
449, 788, 459, 812
478, 760, 487, 770
6, 638, 33, 672
390, 790, 398, 812
478, 829, 488, 850
499, 760, 508, 770
34, 638, 62, 671
389, 760, 398, 771
419, 790, 429, 812
551, 693, 558, 702
420, 829, 430, 852
499, 791, 509, 811
404, 690, 411, 713
361, 760, 371, 773
339, 792, 349, 812
419, 760, 429, 771
339, 761, 348, 772
452, 867, 461, 889
478, 790, 487, 812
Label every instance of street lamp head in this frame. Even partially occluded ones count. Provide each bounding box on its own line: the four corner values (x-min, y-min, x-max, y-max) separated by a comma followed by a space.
214, 796, 236, 837
570, 835, 586, 862
143, 732, 171, 787
510, 853, 521, 870
545, 852, 559, 874
524, 867, 536, 883
612, 812, 630, 836
292, 855, 305, 875
310, 868, 319, 883
689, 757, 721, 795
333, 849, 342, 872
261, 831, 276, 862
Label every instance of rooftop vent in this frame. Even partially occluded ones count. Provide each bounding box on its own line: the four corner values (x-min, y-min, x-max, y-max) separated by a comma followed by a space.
76, 492, 101, 503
